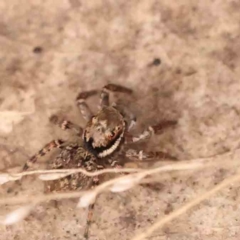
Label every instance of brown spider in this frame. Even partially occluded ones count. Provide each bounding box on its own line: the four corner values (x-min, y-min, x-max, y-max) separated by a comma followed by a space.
23, 83, 176, 239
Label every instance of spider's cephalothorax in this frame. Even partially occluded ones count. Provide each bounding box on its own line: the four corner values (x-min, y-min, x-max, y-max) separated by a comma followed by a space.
83, 106, 125, 158
23, 83, 177, 239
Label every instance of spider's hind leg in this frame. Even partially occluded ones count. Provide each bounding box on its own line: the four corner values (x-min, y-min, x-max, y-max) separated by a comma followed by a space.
23, 139, 65, 171
83, 177, 100, 239
84, 203, 95, 240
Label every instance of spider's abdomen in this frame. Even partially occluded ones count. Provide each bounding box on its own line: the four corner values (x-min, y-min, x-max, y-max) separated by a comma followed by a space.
45, 143, 98, 193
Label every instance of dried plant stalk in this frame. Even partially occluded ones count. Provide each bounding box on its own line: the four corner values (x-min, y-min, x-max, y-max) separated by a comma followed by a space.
0, 160, 205, 206
131, 169, 240, 240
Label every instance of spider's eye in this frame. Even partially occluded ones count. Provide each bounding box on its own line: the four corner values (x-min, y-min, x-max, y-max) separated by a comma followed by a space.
115, 126, 122, 132
109, 127, 120, 138
108, 134, 114, 140
111, 131, 116, 137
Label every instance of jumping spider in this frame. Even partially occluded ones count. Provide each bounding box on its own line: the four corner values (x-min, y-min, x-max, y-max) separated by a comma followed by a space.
23, 83, 176, 239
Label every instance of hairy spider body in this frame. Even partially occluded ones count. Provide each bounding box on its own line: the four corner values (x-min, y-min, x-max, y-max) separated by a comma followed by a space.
45, 143, 99, 193
23, 83, 177, 239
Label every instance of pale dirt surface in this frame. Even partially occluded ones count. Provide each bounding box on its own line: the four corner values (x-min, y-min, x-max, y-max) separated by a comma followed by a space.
1, 0, 240, 240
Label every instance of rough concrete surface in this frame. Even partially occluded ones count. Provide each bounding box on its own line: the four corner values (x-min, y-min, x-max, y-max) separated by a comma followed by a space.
1, 0, 240, 239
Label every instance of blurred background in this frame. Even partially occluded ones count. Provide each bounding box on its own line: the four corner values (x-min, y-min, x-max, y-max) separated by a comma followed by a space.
1, 1, 240, 239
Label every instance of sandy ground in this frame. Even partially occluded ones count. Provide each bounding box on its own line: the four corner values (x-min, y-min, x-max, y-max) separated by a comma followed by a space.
1, 0, 240, 239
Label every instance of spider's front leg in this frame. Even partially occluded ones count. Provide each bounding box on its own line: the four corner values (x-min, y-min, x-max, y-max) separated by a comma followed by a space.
126, 120, 177, 143
100, 83, 133, 108
23, 139, 65, 171
125, 149, 177, 161
76, 90, 98, 121
125, 120, 178, 162
50, 115, 83, 136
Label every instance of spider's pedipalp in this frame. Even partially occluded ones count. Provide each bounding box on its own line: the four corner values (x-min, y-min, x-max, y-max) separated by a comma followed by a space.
127, 117, 137, 131
113, 105, 137, 131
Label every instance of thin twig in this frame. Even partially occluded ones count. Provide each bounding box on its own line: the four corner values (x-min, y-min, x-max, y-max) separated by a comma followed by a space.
2, 146, 240, 183
131, 169, 240, 240
0, 158, 209, 185
0, 161, 204, 206
5, 167, 142, 178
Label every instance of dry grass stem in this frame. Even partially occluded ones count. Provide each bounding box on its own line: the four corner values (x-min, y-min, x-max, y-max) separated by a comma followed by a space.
0, 160, 205, 206
2, 146, 239, 184
1, 149, 240, 228
131, 169, 240, 240
0, 158, 209, 185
